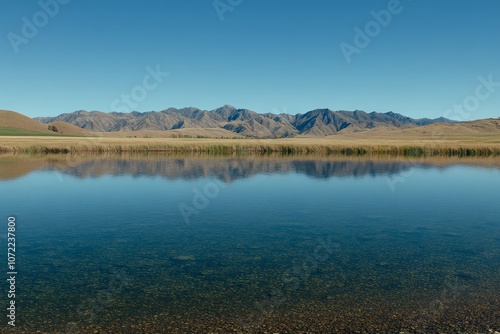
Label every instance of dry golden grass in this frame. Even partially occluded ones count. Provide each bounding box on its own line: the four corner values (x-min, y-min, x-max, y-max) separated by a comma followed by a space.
1, 132, 500, 157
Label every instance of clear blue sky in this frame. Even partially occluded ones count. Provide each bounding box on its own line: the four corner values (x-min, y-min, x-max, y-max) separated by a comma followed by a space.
1, 0, 499, 120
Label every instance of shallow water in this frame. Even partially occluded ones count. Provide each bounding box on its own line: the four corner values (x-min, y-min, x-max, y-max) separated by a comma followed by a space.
1, 156, 499, 333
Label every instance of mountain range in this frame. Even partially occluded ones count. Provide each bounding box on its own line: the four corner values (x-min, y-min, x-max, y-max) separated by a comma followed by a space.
35, 105, 456, 138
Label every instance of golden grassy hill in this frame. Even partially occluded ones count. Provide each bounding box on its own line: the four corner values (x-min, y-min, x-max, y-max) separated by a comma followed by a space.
0, 110, 53, 133
0, 110, 88, 136
328, 118, 500, 144
392, 118, 500, 135
48, 121, 89, 136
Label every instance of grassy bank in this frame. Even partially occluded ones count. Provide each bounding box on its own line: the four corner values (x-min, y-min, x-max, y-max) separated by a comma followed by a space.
0, 127, 83, 137
2, 136, 500, 157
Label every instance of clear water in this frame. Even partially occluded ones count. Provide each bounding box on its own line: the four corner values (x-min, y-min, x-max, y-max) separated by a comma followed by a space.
1, 156, 499, 333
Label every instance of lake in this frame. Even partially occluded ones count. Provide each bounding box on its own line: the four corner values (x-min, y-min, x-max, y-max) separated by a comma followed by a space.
1, 155, 499, 333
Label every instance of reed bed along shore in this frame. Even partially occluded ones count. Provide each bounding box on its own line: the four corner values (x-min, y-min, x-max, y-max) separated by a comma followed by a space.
1, 136, 500, 157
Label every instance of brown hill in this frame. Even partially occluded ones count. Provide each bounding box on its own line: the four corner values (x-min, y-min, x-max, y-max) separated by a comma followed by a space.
401, 118, 500, 135
0, 110, 89, 136
326, 118, 500, 146
0, 109, 53, 133
352, 118, 500, 138
48, 121, 89, 136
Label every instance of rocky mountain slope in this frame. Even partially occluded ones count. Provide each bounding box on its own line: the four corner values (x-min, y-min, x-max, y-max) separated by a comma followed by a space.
35, 105, 456, 138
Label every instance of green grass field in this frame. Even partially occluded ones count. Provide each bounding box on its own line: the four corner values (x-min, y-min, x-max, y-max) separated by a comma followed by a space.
0, 127, 82, 137
0, 127, 55, 136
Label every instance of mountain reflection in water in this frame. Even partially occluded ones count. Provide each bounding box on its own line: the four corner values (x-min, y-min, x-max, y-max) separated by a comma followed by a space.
3, 154, 498, 182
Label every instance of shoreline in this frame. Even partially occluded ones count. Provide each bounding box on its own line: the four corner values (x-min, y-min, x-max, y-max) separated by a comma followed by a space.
1, 136, 500, 157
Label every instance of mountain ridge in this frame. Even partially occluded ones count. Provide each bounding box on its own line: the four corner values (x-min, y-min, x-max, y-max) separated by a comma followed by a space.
35, 106, 456, 138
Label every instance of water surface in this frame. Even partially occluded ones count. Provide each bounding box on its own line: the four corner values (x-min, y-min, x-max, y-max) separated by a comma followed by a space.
1, 155, 499, 333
